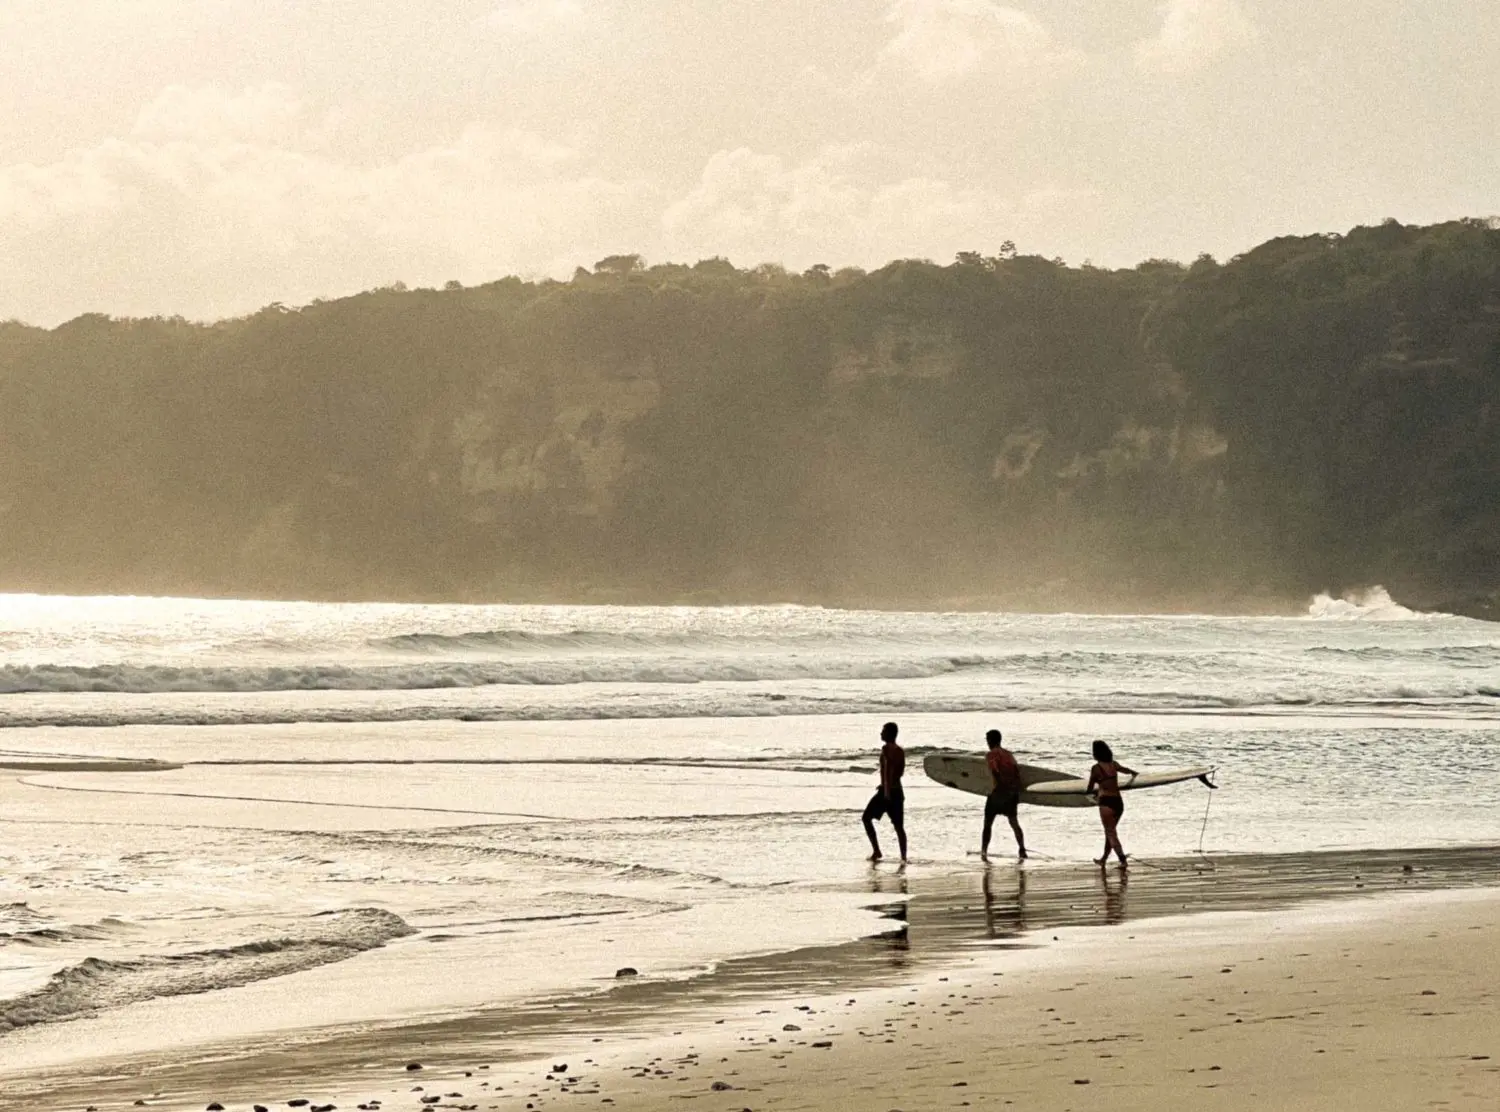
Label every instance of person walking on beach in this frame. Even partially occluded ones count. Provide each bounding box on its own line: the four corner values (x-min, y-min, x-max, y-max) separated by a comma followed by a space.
862, 721, 907, 862
980, 729, 1026, 861
1087, 740, 1136, 867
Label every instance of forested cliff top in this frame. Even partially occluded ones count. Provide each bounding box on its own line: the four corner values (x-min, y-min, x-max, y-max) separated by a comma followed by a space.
3, 219, 1497, 617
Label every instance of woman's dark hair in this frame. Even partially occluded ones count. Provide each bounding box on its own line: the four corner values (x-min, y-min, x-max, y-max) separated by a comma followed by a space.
1092, 740, 1113, 762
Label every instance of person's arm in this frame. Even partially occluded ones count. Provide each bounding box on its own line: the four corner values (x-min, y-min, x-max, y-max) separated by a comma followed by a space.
1117, 764, 1138, 779
1086, 763, 1100, 797
880, 748, 891, 796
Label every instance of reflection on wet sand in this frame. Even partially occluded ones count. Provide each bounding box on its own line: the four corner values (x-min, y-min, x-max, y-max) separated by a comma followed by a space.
868, 862, 909, 960
1100, 867, 1127, 924
981, 864, 1027, 938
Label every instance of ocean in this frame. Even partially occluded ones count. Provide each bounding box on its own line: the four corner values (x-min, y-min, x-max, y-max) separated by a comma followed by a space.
1, 589, 1498, 1092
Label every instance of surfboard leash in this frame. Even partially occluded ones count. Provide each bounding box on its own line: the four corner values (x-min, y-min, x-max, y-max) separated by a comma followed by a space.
1196, 780, 1215, 857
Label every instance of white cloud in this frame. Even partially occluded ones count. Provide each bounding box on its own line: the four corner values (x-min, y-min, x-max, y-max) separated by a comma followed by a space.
1135, 0, 1258, 76
877, 0, 1080, 83
0, 86, 1109, 323
0, 85, 654, 322
661, 145, 1096, 269
484, 0, 586, 36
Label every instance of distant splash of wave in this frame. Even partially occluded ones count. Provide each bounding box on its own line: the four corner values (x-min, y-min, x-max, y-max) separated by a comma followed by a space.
0, 908, 412, 1033
1307, 586, 1442, 621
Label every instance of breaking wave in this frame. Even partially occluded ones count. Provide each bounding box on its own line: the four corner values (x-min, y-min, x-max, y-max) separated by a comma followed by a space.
1, 681, 1496, 731
0, 650, 1221, 695
0, 908, 412, 1032
0, 917, 134, 948
1307, 586, 1441, 621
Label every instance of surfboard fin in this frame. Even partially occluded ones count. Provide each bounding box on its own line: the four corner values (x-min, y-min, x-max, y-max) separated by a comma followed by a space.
1197, 773, 1218, 790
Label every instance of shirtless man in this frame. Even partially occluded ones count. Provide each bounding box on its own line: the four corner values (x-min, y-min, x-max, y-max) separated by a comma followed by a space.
980, 729, 1027, 860
862, 722, 907, 861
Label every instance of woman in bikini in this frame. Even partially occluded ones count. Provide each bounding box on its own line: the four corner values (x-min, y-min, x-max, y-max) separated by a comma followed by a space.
1087, 740, 1136, 867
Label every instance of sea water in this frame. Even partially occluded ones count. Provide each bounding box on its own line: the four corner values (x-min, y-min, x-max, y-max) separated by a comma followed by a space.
1, 590, 1497, 1080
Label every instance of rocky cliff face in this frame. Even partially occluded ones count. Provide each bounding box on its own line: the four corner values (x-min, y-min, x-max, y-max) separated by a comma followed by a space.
1, 220, 1495, 612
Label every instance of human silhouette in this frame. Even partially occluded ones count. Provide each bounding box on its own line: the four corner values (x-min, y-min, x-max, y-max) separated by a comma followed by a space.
862, 721, 907, 861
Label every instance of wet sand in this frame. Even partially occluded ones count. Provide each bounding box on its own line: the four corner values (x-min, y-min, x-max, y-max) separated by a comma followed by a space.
586, 884, 1500, 1112
3, 844, 1498, 1111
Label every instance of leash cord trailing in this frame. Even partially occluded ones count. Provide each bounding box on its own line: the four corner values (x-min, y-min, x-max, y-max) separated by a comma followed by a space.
1196, 784, 1214, 856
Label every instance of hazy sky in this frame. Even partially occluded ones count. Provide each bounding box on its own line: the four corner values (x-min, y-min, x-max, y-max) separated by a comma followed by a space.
1, 1, 1495, 324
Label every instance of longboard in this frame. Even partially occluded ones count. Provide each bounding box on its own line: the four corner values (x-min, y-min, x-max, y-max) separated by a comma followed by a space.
923, 752, 1215, 809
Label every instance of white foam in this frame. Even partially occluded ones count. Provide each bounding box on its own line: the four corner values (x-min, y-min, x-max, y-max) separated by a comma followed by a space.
0, 908, 412, 1032
1306, 586, 1440, 621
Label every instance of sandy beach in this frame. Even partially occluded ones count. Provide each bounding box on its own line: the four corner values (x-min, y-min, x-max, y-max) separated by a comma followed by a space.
6, 859, 1498, 1112
582, 885, 1500, 1112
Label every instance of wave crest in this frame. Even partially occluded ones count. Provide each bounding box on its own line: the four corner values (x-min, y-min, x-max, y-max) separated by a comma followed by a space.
1306, 586, 1440, 621
0, 907, 412, 1032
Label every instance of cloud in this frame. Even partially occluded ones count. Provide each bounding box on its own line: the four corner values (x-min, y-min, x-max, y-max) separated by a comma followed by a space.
0, 85, 654, 322
660, 144, 1096, 269
877, 0, 1080, 84
1135, 0, 1258, 76
0, 86, 1108, 323
484, 0, 586, 36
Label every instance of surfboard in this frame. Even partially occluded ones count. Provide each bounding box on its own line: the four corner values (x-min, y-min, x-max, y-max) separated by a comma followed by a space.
922, 752, 1215, 809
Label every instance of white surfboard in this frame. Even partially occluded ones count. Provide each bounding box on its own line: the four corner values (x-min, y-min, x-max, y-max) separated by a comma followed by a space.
923, 752, 1215, 809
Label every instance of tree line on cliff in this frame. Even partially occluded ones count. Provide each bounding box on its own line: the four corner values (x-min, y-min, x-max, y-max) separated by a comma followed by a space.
1, 218, 1496, 613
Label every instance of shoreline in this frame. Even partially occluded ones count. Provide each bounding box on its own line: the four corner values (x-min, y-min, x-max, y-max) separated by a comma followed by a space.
4, 844, 1498, 1111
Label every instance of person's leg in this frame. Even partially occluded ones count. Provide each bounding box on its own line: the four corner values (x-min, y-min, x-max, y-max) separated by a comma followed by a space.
862, 793, 883, 860
1007, 811, 1027, 859
981, 797, 996, 857
1111, 803, 1127, 864
1095, 805, 1112, 865
1101, 804, 1125, 864
891, 795, 908, 861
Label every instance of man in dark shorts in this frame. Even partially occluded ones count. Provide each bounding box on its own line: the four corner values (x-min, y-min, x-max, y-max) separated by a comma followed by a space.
862, 721, 907, 861
980, 729, 1027, 860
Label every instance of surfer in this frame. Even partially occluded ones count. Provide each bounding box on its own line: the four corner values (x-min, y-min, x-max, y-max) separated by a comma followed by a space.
1087, 740, 1136, 867
862, 721, 907, 862
980, 729, 1026, 861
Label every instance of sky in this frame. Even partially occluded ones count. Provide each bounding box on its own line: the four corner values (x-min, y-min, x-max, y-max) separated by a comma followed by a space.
0, 0, 1496, 324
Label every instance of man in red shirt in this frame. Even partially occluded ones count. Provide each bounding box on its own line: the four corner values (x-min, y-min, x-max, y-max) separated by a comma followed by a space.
981, 728, 1027, 860
862, 721, 907, 861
